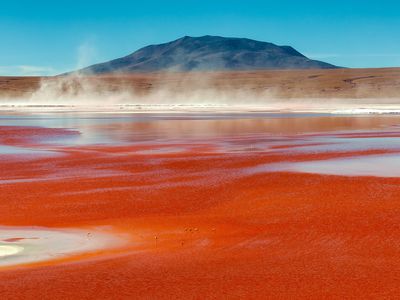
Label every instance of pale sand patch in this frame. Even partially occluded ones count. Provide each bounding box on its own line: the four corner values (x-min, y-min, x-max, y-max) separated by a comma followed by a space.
0, 245, 24, 257
0, 226, 126, 267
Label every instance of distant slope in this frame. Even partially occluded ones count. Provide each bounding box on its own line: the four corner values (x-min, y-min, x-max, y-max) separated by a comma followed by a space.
77, 35, 339, 74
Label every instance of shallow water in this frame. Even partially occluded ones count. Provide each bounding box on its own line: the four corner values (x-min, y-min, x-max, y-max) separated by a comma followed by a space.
2, 110, 400, 298
0, 145, 49, 155
248, 153, 400, 178
287, 154, 400, 177
1, 111, 400, 266
0, 112, 399, 146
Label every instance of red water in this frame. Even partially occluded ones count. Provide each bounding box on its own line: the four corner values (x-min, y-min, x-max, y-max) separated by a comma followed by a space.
0, 114, 400, 299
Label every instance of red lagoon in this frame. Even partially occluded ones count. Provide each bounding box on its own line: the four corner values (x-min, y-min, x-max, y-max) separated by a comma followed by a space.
0, 112, 399, 299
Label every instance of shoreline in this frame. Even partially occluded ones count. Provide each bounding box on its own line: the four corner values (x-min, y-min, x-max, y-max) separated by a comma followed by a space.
1, 103, 400, 114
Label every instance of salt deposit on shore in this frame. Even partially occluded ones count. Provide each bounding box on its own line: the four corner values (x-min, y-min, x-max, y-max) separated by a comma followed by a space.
0, 226, 124, 267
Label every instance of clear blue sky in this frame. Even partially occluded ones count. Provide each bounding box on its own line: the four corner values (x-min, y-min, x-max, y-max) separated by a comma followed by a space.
1, 0, 399, 75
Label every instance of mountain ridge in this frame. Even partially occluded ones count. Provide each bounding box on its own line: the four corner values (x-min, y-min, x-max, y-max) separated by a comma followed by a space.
76, 35, 340, 74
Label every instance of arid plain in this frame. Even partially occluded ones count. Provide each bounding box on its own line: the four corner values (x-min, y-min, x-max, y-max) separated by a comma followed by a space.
1, 67, 400, 100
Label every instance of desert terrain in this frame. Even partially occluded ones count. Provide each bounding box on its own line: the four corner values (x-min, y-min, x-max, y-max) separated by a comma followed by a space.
1, 67, 400, 102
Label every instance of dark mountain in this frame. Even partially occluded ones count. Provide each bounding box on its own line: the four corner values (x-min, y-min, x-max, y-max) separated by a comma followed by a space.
77, 35, 340, 74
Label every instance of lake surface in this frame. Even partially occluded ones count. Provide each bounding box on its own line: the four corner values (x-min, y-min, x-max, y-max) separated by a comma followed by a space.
1, 111, 400, 176
1, 110, 400, 298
